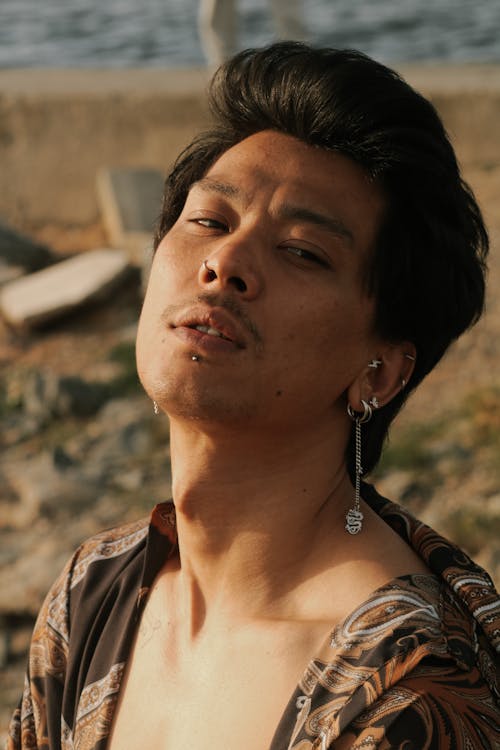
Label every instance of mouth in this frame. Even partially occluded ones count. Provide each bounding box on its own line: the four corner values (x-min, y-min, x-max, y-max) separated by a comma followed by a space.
170, 306, 249, 351
189, 324, 233, 342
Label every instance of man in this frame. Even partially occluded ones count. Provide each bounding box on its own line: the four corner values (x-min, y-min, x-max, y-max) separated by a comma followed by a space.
8, 43, 499, 749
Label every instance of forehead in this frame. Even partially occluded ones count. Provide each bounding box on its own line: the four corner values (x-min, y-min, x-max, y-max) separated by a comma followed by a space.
207, 130, 373, 186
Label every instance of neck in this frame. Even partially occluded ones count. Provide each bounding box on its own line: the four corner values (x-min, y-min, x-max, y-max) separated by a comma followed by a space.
165, 416, 355, 633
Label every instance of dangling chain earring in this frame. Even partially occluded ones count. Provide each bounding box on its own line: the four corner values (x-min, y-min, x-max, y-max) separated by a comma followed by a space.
345, 400, 373, 534
153, 400, 159, 415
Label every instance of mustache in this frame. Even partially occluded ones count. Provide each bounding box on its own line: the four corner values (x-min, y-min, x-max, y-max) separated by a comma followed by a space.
161, 292, 264, 347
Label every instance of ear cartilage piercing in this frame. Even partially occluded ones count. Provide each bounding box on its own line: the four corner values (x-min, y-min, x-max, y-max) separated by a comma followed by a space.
153, 400, 159, 415
191, 355, 200, 361
368, 359, 382, 369
404, 354, 416, 361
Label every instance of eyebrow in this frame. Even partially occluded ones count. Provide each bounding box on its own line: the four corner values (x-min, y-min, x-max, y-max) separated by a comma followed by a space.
279, 204, 354, 246
193, 177, 241, 200
192, 177, 354, 246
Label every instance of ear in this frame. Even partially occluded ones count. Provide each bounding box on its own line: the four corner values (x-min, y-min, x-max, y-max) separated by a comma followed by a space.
347, 341, 416, 413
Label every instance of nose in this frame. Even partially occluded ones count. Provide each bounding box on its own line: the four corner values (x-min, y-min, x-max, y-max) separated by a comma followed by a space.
197, 234, 263, 299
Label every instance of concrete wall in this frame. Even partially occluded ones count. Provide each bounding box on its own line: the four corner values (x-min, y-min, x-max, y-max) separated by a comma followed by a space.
0, 69, 211, 227
399, 64, 500, 165
1, 64, 499, 229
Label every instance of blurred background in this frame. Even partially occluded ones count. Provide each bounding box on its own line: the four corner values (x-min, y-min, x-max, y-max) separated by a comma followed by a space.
1, 0, 500, 743
1, 0, 500, 67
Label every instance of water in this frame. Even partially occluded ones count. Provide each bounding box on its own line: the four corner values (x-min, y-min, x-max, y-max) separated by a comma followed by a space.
0, 0, 499, 68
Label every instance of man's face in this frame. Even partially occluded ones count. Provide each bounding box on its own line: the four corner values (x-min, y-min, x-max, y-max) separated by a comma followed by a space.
136, 130, 385, 433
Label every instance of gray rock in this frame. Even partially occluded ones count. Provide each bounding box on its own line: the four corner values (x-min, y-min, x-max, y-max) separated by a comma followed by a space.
95, 394, 152, 432
3, 451, 101, 524
96, 167, 162, 265
22, 370, 60, 422
0, 413, 42, 447
87, 420, 154, 472
0, 261, 24, 288
0, 519, 100, 616
0, 223, 53, 271
0, 616, 10, 668
22, 371, 110, 422
79, 396, 156, 481
0, 248, 130, 329
58, 377, 111, 417
52, 445, 78, 470
112, 467, 145, 492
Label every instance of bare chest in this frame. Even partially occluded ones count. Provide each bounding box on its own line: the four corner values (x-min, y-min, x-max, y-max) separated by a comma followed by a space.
107, 612, 323, 750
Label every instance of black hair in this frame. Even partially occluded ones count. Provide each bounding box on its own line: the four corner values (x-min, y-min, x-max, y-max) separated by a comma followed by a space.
154, 42, 488, 475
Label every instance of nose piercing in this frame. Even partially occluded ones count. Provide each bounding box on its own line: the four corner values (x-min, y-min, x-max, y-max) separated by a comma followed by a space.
191, 355, 200, 361
202, 259, 216, 281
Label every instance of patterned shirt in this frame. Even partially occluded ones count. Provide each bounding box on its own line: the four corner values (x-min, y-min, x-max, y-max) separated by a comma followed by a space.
6, 485, 500, 750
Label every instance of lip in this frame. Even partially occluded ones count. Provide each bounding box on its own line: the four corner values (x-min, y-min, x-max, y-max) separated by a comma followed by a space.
170, 306, 248, 352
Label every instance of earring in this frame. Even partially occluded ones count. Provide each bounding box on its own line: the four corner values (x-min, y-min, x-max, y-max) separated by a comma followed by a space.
345, 400, 372, 535
368, 359, 382, 369
153, 400, 159, 415
369, 395, 379, 409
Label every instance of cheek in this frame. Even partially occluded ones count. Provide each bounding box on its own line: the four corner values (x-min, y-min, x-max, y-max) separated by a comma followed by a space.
136, 262, 170, 368
141, 244, 186, 314
281, 295, 372, 380
135, 302, 156, 384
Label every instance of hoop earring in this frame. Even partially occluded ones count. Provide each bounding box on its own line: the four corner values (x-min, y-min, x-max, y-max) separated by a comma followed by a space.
345, 400, 372, 534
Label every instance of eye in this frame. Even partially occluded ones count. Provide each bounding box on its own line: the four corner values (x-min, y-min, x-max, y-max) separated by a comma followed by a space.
197, 218, 224, 229
281, 244, 330, 268
189, 217, 228, 230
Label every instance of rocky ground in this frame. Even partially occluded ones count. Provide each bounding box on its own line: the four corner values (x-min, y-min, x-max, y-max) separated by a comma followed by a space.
1, 161, 500, 742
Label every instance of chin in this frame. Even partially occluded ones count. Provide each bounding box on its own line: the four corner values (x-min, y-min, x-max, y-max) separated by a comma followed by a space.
143, 368, 255, 426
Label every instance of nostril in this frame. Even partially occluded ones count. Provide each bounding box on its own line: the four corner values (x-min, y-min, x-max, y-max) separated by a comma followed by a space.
230, 276, 247, 293
202, 259, 217, 281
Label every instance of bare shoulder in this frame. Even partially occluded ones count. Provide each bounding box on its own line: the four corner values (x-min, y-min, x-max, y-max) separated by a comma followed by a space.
292, 502, 432, 627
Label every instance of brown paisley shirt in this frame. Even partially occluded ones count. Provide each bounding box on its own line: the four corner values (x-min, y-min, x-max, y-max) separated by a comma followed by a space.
6, 485, 500, 749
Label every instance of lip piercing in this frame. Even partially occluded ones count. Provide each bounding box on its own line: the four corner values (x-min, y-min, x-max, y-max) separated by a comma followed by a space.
368, 359, 382, 369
